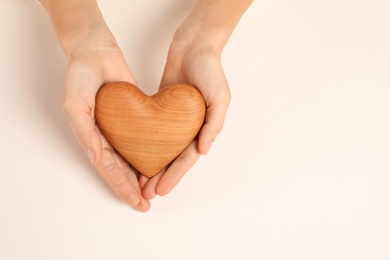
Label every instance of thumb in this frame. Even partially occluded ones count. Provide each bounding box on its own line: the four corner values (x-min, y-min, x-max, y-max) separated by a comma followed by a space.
198, 86, 231, 155
62, 95, 103, 165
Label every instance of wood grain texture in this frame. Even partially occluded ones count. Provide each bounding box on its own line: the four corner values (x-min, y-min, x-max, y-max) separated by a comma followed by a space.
95, 81, 206, 178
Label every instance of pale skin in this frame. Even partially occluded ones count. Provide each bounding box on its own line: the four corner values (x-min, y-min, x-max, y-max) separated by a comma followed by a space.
41, 0, 253, 212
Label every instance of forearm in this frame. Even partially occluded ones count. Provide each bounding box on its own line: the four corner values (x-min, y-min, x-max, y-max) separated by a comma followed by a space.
174, 0, 253, 52
40, 0, 115, 57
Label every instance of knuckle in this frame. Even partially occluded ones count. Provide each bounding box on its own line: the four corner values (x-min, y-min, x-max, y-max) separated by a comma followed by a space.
213, 86, 231, 105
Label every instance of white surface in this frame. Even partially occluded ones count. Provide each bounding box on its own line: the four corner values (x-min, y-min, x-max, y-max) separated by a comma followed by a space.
1, 1, 390, 259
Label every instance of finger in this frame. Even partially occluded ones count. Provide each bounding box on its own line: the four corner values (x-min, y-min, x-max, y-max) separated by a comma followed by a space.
134, 195, 151, 212
139, 175, 149, 189
64, 111, 151, 211
156, 141, 201, 196
111, 150, 151, 212
142, 171, 165, 200
62, 101, 103, 164
198, 86, 231, 154
94, 146, 143, 208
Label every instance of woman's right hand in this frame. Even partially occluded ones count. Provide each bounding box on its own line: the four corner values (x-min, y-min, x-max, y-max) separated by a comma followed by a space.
41, 0, 150, 211
62, 36, 151, 212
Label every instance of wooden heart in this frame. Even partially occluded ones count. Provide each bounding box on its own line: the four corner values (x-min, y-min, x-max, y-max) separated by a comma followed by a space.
95, 81, 206, 178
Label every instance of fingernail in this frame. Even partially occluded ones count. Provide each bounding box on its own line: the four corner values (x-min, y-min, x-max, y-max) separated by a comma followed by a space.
87, 149, 96, 164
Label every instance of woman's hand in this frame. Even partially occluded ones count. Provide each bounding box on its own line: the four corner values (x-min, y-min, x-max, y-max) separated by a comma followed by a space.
63, 38, 150, 212
140, 0, 253, 199
141, 43, 231, 199
41, 0, 150, 211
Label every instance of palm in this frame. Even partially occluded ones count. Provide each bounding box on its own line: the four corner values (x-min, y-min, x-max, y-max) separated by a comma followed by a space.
140, 47, 231, 199
63, 45, 150, 211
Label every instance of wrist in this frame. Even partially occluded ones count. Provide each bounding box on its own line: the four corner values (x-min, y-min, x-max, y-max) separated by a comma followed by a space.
64, 31, 119, 60
171, 0, 253, 53
41, 0, 116, 58
171, 14, 229, 54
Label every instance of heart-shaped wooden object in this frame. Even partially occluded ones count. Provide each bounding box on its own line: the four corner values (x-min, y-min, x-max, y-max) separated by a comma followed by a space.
95, 81, 206, 178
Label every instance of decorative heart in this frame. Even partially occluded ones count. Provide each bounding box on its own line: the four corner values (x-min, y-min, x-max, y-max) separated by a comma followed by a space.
95, 81, 206, 178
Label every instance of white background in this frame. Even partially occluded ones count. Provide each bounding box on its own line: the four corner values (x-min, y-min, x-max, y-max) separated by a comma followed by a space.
1, 0, 390, 259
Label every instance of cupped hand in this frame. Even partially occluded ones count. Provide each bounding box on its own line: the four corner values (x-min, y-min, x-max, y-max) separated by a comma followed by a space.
140, 43, 231, 199
62, 37, 150, 212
